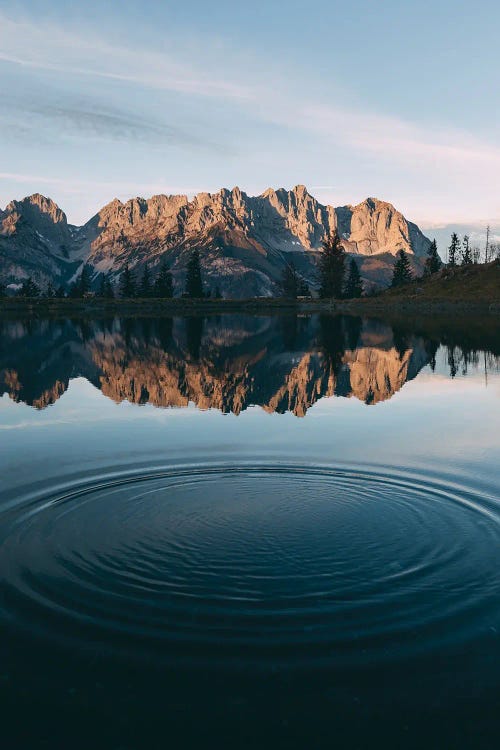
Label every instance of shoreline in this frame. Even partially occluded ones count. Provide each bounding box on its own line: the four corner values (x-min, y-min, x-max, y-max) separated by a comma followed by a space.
0, 296, 499, 318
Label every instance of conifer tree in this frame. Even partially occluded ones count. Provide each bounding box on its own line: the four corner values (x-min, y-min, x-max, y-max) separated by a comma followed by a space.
391, 249, 413, 287
45, 281, 55, 298
344, 258, 363, 298
154, 263, 174, 298
214, 285, 223, 299
55, 284, 66, 299
139, 264, 153, 298
185, 250, 203, 298
424, 239, 442, 275
98, 273, 114, 299
119, 264, 136, 298
461, 235, 472, 265
281, 261, 300, 298
69, 265, 92, 298
448, 233, 460, 266
319, 231, 346, 298
299, 280, 311, 297
17, 277, 40, 297
0, 281, 6, 298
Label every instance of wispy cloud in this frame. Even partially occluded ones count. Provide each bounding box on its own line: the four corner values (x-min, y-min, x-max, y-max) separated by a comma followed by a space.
0, 14, 252, 100
1, 10, 499, 225
0, 98, 225, 152
291, 103, 500, 171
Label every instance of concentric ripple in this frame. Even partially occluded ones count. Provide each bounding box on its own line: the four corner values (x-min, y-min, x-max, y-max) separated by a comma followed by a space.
1, 464, 499, 670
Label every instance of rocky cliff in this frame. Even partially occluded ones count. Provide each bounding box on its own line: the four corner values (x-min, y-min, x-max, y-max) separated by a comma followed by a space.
0, 187, 430, 297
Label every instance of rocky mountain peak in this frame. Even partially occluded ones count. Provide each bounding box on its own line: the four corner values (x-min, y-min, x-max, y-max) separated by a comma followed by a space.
0, 186, 431, 295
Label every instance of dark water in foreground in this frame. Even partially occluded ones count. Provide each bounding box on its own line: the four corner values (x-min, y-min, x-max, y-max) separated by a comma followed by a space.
0, 314, 499, 748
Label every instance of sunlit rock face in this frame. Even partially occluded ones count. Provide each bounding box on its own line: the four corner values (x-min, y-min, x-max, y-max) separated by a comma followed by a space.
0, 194, 80, 290
0, 187, 430, 296
0, 315, 434, 415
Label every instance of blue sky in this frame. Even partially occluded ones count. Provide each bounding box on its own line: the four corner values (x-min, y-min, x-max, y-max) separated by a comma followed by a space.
1, 0, 499, 235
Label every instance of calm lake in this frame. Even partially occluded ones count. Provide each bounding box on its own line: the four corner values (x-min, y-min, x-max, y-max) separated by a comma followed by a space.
0, 313, 499, 749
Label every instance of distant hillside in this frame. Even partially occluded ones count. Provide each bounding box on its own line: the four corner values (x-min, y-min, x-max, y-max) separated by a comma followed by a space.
378, 260, 500, 303
332, 260, 500, 319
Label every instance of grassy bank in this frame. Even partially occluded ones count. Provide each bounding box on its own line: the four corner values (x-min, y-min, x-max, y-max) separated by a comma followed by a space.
339, 261, 500, 316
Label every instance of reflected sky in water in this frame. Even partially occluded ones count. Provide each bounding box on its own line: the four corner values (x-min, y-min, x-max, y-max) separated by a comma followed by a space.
0, 313, 499, 749
1, 314, 498, 497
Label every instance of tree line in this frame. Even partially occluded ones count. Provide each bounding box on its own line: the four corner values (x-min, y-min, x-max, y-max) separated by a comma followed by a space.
1, 250, 222, 301
2, 229, 498, 301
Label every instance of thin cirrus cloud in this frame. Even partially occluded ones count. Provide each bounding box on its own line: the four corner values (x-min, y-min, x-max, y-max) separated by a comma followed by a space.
1, 11, 499, 225
0, 99, 226, 152
0, 14, 253, 100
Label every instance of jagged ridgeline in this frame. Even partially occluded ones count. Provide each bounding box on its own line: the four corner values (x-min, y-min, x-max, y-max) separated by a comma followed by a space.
0, 187, 430, 298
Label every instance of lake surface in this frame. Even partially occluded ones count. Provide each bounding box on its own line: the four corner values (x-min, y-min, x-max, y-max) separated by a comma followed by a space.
0, 313, 499, 748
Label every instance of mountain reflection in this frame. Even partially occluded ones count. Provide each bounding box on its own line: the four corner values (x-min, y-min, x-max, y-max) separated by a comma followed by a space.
0, 315, 498, 415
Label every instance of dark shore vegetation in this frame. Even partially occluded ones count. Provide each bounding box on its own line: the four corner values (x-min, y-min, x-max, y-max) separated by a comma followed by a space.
1, 240, 498, 319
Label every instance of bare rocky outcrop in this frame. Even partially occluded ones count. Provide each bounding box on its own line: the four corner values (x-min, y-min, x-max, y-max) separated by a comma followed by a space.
0, 187, 430, 296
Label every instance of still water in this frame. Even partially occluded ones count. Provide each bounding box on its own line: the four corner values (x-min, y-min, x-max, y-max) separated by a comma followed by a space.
0, 314, 499, 748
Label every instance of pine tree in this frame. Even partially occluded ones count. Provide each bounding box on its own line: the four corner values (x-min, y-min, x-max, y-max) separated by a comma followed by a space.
0, 281, 6, 298
281, 261, 299, 298
154, 263, 174, 298
98, 273, 114, 299
185, 250, 203, 298
299, 280, 311, 297
104, 274, 114, 299
80, 265, 92, 295
424, 239, 442, 275
344, 258, 363, 298
214, 285, 223, 299
391, 249, 413, 287
17, 277, 40, 297
69, 265, 92, 298
139, 265, 153, 298
45, 281, 55, 298
461, 235, 472, 265
448, 233, 460, 266
319, 231, 346, 299
119, 264, 136, 298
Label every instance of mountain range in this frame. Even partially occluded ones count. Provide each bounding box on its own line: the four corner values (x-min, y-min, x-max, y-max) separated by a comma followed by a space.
0, 186, 431, 298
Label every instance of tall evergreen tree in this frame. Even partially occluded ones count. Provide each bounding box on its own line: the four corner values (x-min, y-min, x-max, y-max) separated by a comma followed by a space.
154, 263, 174, 298
424, 239, 442, 275
98, 273, 114, 299
119, 264, 136, 298
319, 231, 346, 299
461, 235, 472, 265
0, 281, 6, 298
17, 277, 40, 297
214, 285, 223, 299
80, 264, 92, 295
344, 258, 363, 298
54, 284, 66, 299
281, 260, 300, 298
69, 264, 92, 298
298, 280, 311, 297
139, 264, 153, 298
448, 233, 460, 266
45, 281, 56, 299
391, 249, 413, 287
185, 250, 203, 298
